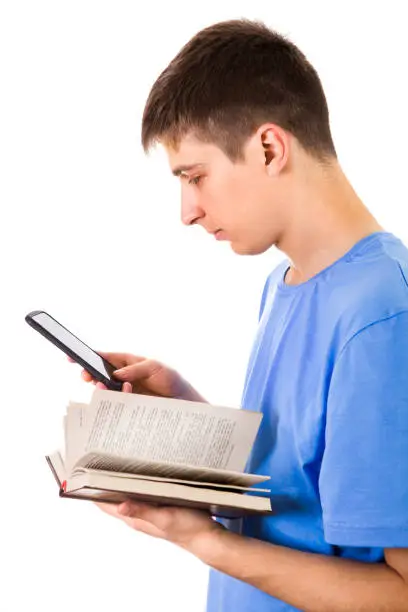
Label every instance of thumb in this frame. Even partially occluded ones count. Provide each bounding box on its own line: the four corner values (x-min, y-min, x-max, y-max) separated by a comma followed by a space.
113, 365, 134, 379
114, 360, 153, 380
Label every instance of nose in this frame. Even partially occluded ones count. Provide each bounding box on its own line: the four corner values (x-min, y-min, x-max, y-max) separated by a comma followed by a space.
180, 184, 205, 226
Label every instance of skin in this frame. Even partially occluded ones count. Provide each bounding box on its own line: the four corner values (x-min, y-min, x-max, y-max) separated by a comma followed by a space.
77, 124, 408, 610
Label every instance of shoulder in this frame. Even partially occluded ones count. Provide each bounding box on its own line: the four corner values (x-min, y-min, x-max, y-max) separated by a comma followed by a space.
328, 234, 408, 341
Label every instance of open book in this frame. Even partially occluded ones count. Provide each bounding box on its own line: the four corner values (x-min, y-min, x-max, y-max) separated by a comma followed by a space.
47, 389, 272, 518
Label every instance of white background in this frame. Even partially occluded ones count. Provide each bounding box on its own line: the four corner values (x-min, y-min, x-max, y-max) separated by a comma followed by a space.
0, 2, 407, 611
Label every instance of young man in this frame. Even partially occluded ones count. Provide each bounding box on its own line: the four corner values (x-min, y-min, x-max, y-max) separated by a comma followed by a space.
80, 19, 408, 611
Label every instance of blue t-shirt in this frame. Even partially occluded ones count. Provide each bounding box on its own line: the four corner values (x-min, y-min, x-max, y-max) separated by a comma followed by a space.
207, 232, 408, 612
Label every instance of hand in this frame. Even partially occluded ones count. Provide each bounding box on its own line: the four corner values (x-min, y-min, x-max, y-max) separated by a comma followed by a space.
70, 353, 207, 402
96, 500, 224, 554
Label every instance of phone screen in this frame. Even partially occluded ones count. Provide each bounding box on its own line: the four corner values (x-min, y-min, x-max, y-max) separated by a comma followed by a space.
31, 311, 115, 379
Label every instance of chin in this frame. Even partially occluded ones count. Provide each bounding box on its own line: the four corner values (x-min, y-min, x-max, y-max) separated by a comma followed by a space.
230, 241, 271, 256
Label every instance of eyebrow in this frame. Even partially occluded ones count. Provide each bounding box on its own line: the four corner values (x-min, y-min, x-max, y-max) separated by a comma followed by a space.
171, 163, 204, 177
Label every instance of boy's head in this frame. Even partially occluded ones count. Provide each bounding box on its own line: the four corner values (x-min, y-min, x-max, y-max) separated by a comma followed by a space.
142, 19, 337, 255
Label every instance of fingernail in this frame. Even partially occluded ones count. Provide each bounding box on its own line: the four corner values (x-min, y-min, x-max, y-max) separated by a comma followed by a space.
113, 369, 126, 377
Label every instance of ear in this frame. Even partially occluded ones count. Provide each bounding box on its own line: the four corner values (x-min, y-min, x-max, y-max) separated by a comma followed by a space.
259, 124, 290, 176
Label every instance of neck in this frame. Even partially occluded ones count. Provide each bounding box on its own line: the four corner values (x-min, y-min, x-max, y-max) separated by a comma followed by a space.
276, 158, 383, 285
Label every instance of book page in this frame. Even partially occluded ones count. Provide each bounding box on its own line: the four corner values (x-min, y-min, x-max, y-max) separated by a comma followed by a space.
65, 402, 89, 473
74, 451, 270, 486
79, 389, 262, 472
46, 451, 66, 486
73, 463, 270, 490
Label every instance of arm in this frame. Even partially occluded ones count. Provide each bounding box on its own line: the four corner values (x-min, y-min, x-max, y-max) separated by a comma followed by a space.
192, 528, 408, 612
103, 500, 408, 612
193, 312, 405, 611
96, 313, 408, 609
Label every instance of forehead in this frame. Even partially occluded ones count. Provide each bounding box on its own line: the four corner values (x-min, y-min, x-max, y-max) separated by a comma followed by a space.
164, 134, 228, 174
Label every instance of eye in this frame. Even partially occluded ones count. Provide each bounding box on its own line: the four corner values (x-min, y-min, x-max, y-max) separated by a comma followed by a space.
188, 175, 202, 186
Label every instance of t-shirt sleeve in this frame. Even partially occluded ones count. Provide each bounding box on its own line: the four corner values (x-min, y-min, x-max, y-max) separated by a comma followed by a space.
319, 311, 408, 548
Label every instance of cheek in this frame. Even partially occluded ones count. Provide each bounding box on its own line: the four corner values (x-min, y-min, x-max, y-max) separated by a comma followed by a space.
222, 176, 250, 206
208, 173, 258, 224
229, 180, 260, 221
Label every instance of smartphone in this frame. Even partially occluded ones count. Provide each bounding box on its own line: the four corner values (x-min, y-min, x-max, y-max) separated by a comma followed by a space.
25, 310, 123, 391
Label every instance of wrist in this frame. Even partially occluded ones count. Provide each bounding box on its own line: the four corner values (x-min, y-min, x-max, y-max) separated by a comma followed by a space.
188, 521, 231, 565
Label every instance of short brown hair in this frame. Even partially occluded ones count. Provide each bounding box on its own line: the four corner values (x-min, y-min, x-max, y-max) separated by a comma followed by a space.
142, 19, 336, 162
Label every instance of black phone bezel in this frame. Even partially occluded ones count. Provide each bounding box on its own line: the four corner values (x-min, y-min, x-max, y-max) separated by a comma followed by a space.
25, 310, 123, 392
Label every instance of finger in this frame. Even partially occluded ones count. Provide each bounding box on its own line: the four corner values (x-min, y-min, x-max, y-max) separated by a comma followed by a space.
95, 502, 121, 517
67, 356, 76, 363
122, 382, 133, 393
121, 516, 164, 538
95, 502, 162, 536
113, 359, 160, 382
97, 352, 146, 369
118, 501, 146, 516
96, 382, 107, 390
81, 370, 93, 383
117, 501, 166, 523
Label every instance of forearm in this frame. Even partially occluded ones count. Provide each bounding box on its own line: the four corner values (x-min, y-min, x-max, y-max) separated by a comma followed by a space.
191, 529, 408, 612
